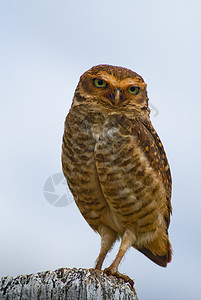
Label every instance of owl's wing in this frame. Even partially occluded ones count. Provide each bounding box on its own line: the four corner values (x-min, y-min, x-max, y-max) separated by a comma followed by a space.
132, 118, 172, 226
129, 118, 172, 267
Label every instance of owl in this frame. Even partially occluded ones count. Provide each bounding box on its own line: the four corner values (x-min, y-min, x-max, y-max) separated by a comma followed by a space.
62, 65, 172, 286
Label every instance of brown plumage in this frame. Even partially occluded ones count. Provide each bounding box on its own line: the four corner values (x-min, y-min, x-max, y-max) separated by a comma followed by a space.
62, 64, 172, 285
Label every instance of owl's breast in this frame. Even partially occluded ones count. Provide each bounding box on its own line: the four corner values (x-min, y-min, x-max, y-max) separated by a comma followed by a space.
62, 106, 167, 242
62, 106, 125, 233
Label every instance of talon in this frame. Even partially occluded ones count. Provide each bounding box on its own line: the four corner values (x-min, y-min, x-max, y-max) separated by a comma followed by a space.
103, 267, 134, 287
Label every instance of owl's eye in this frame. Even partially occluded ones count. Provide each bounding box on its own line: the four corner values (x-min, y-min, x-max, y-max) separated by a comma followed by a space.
128, 86, 140, 95
93, 78, 108, 88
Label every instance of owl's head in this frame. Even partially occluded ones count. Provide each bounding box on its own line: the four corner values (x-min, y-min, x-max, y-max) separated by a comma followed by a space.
74, 64, 149, 114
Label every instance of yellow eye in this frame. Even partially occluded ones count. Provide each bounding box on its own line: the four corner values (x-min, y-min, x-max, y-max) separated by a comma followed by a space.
128, 86, 140, 95
93, 78, 107, 88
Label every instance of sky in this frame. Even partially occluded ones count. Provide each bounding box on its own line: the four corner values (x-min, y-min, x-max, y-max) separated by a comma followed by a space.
0, 0, 201, 299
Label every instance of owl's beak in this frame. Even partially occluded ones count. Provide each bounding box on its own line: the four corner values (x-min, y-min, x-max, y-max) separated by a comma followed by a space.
114, 88, 122, 106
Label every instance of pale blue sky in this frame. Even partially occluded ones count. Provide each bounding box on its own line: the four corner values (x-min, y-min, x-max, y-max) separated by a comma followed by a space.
0, 1, 201, 299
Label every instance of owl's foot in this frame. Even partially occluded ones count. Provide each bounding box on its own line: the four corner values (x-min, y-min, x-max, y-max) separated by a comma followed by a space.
104, 267, 134, 287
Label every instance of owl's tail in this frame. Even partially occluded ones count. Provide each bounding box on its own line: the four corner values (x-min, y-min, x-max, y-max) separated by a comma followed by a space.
136, 239, 172, 267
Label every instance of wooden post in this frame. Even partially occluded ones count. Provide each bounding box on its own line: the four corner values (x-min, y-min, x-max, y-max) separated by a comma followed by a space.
0, 268, 138, 300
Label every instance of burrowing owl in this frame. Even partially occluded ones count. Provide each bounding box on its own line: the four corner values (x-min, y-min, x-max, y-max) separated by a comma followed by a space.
62, 65, 172, 285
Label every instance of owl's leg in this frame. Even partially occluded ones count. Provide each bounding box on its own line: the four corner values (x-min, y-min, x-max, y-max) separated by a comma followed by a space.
95, 225, 117, 270
104, 229, 136, 286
